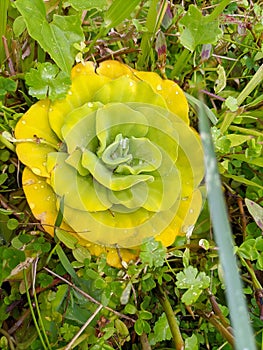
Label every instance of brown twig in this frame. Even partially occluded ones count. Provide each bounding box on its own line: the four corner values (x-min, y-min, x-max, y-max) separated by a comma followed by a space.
43, 267, 136, 323
2, 35, 15, 75
196, 310, 234, 347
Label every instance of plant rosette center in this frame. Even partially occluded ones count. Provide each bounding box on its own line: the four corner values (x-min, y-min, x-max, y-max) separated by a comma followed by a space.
15, 60, 204, 266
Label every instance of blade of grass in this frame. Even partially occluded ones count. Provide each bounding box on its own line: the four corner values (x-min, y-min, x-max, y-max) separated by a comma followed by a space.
236, 64, 263, 106
186, 93, 218, 125
198, 100, 256, 350
56, 243, 78, 282
0, 0, 9, 64
137, 0, 167, 69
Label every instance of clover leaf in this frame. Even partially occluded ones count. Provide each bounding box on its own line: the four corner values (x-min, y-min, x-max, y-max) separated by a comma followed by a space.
176, 266, 210, 305
25, 63, 71, 101
140, 238, 167, 268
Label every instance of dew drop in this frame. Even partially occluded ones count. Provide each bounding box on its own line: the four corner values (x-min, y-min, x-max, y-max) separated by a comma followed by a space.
33, 186, 38, 190
40, 185, 44, 189
175, 91, 179, 95
156, 84, 162, 91
129, 81, 134, 87
41, 104, 46, 108
68, 91, 73, 95
181, 196, 189, 201
76, 67, 81, 72
107, 64, 111, 68
30, 203, 35, 209
21, 120, 26, 125
87, 102, 93, 108
49, 108, 53, 112
189, 208, 194, 214
32, 167, 41, 175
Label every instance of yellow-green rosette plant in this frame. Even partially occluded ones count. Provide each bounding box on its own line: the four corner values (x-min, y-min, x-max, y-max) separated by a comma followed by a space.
15, 60, 204, 267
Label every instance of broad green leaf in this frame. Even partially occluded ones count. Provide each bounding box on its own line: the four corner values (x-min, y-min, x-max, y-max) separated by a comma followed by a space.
66, 0, 107, 10
238, 239, 259, 260
225, 96, 239, 112
56, 228, 78, 249
225, 134, 251, 147
0, 77, 17, 99
13, 15, 26, 37
181, 285, 203, 305
149, 313, 172, 345
134, 319, 150, 336
25, 63, 71, 101
245, 198, 263, 231
115, 319, 130, 340
104, 0, 141, 29
124, 304, 137, 314
0, 173, 8, 186
120, 282, 132, 305
7, 218, 19, 230
214, 65, 226, 94
185, 334, 199, 350
72, 246, 91, 263
16, 0, 84, 74
178, 5, 222, 51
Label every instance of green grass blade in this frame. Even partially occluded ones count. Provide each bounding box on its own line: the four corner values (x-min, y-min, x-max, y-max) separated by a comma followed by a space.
236, 63, 263, 106
104, 0, 141, 29
198, 102, 256, 350
0, 0, 9, 64
137, 0, 167, 69
56, 244, 78, 282
186, 93, 218, 125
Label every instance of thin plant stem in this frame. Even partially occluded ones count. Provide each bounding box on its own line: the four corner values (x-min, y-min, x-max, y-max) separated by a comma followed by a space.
228, 125, 263, 140
64, 304, 103, 350
0, 328, 16, 350
43, 267, 135, 323
140, 333, 152, 350
23, 270, 48, 350
196, 310, 234, 346
0, 0, 9, 63
238, 255, 262, 290
157, 285, 184, 350
31, 261, 52, 350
